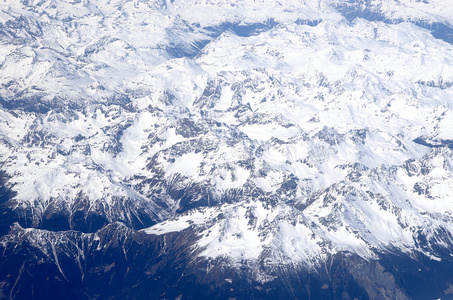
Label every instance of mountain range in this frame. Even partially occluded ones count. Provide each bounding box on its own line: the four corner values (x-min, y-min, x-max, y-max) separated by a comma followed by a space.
1, 0, 453, 299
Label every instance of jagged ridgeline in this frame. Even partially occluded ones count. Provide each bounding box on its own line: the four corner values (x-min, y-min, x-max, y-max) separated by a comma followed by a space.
1, 0, 453, 299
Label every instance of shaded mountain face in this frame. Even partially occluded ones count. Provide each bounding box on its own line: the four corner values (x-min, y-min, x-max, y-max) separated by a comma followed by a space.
1, 0, 453, 299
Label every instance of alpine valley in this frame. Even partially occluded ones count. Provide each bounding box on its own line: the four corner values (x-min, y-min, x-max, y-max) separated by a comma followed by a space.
1, 0, 453, 299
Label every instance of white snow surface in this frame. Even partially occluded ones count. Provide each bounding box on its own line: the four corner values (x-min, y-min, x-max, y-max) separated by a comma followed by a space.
2, 0, 453, 265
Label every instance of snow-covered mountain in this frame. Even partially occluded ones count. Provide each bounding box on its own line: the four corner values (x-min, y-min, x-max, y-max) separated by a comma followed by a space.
1, 0, 453, 299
